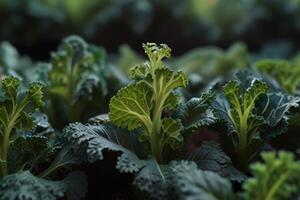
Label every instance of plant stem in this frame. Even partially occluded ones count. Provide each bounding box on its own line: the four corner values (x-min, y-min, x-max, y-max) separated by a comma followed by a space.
67, 61, 77, 122
0, 104, 24, 177
237, 102, 253, 172
150, 95, 164, 163
0, 129, 9, 176
0, 115, 17, 177
150, 116, 163, 163
265, 172, 289, 200
148, 61, 166, 164
237, 125, 249, 172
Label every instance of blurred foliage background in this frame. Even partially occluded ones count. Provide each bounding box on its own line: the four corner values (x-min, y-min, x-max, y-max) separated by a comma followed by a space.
1, 0, 300, 59
2, 1, 300, 198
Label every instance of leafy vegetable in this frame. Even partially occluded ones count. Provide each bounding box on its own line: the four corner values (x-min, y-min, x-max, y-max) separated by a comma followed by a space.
109, 42, 188, 163
212, 70, 300, 171
0, 76, 44, 177
63, 122, 169, 198
188, 141, 246, 182
242, 151, 300, 200
44, 35, 122, 128
171, 161, 235, 200
0, 76, 87, 199
175, 91, 217, 134
62, 114, 238, 199
169, 152, 300, 200
5, 39, 300, 199
62, 122, 145, 171
254, 59, 300, 95
0, 170, 87, 200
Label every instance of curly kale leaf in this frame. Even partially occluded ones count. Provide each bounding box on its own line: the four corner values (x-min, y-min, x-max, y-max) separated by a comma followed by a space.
0, 171, 87, 200
62, 121, 246, 199
9, 135, 48, 172
109, 43, 188, 164
109, 81, 153, 131
171, 161, 235, 200
256, 92, 300, 138
175, 91, 217, 134
63, 122, 174, 199
46, 35, 115, 127
212, 70, 300, 171
0, 77, 44, 177
213, 78, 267, 135
160, 118, 183, 149
134, 154, 240, 199
189, 141, 246, 182
49, 35, 106, 98
133, 159, 234, 200
242, 151, 300, 200
62, 122, 146, 173
255, 59, 300, 95
8, 112, 57, 174
133, 159, 175, 200
134, 159, 236, 200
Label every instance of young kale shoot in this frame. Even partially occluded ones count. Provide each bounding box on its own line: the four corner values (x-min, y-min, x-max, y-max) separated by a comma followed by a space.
255, 59, 300, 95
212, 71, 299, 171
48, 36, 107, 127
243, 151, 300, 200
223, 79, 267, 170
109, 43, 188, 163
0, 77, 44, 177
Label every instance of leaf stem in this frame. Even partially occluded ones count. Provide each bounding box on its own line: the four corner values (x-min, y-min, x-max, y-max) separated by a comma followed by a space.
265, 172, 289, 200
0, 99, 28, 177
0, 108, 19, 177
148, 62, 168, 164
237, 127, 248, 171
149, 91, 165, 164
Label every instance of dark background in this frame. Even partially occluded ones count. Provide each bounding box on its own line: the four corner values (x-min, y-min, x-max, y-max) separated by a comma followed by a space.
1, 1, 300, 199
1, 0, 300, 60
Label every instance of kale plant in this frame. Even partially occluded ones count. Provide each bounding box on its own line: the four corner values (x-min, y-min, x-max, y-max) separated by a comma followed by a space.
40, 35, 123, 128
254, 59, 300, 95
0, 76, 87, 200
242, 151, 300, 200
2, 39, 299, 199
171, 151, 300, 200
0, 77, 44, 176
212, 70, 300, 171
109, 42, 188, 163
62, 43, 245, 199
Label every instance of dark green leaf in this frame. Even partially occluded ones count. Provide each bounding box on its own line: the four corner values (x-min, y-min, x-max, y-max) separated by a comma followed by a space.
0, 171, 87, 200
171, 161, 235, 200
176, 91, 217, 133
62, 122, 146, 173
189, 142, 246, 182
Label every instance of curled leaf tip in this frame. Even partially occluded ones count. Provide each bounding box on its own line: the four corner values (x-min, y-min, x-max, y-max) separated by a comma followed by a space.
142, 42, 171, 61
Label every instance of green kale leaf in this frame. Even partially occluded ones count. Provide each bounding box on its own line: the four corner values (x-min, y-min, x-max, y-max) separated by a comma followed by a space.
171, 161, 235, 200
212, 70, 300, 171
255, 59, 300, 95
0, 171, 87, 200
242, 151, 300, 200
0, 76, 44, 177
109, 42, 188, 163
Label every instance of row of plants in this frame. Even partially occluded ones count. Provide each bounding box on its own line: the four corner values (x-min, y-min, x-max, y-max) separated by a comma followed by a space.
1, 36, 300, 199
2, 0, 300, 55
